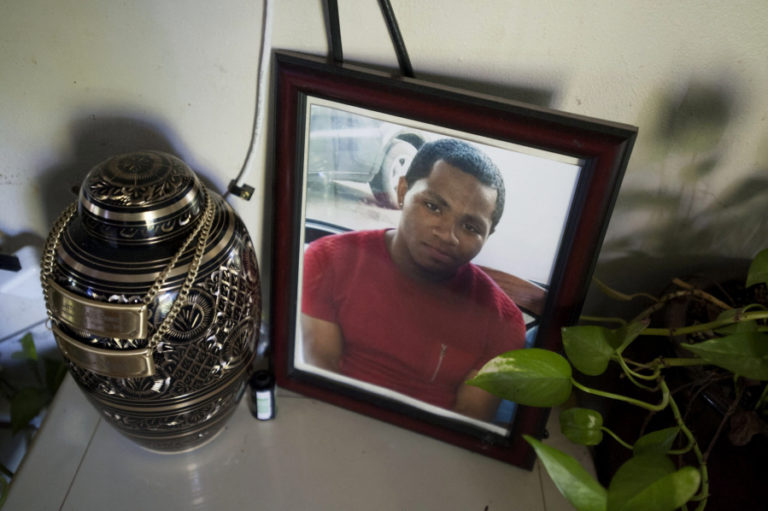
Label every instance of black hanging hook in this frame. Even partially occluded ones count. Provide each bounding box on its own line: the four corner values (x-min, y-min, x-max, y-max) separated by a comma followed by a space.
325, 0, 344, 65
376, 0, 414, 78
323, 0, 414, 78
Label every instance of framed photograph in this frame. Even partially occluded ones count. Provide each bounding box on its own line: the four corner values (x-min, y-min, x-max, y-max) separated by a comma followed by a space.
270, 50, 636, 468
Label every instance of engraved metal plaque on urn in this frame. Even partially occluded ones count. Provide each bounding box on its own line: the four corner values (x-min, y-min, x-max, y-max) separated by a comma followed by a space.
41, 151, 260, 452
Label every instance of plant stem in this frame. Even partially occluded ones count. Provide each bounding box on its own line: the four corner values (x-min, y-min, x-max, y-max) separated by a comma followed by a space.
641, 310, 768, 337
661, 358, 710, 368
616, 355, 661, 382
667, 440, 695, 456
755, 383, 768, 412
601, 427, 634, 450
630, 287, 734, 324
670, 278, 733, 310
664, 381, 708, 510
627, 357, 710, 376
592, 277, 659, 303
571, 378, 670, 412
615, 355, 659, 390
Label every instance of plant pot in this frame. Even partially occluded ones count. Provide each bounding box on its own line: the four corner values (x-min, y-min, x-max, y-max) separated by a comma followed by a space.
590, 273, 767, 510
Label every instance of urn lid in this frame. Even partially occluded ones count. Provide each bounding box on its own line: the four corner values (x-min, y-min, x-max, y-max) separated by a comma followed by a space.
77, 151, 205, 244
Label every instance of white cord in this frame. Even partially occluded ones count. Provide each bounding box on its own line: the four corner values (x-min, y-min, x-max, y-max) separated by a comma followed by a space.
231, 0, 274, 196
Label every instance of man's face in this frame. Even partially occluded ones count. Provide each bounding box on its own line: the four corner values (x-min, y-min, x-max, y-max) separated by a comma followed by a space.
393, 159, 497, 281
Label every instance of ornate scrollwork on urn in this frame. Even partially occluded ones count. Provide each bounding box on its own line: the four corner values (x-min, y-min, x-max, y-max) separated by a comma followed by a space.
41, 151, 260, 452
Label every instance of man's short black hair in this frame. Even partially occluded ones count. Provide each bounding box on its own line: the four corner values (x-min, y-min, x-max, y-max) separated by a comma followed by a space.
404, 138, 505, 230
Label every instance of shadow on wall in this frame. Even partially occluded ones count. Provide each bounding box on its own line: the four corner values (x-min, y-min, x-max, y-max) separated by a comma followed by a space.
36, 114, 220, 231
416, 70, 557, 109
583, 79, 767, 316
604, 79, 768, 261
2, 114, 227, 277
1, 116, 175, 262
583, 253, 752, 322
338, 57, 558, 110
37, 114, 180, 228
0, 232, 45, 258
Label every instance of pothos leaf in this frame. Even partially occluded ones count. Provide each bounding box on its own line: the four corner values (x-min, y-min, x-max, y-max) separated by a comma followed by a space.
525, 435, 607, 511
681, 332, 768, 380
746, 247, 768, 289
562, 321, 648, 376
560, 408, 604, 446
611, 320, 650, 351
715, 305, 766, 334
468, 349, 572, 407
10, 387, 49, 434
607, 454, 700, 511
633, 428, 681, 456
43, 357, 67, 394
12, 332, 37, 361
562, 326, 614, 376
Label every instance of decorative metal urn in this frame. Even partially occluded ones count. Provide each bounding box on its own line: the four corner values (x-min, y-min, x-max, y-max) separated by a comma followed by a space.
40, 151, 260, 452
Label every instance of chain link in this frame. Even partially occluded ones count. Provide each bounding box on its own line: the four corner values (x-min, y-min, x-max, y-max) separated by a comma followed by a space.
40, 189, 215, 352
146, 190, 214, 349
40, 201, 78, 319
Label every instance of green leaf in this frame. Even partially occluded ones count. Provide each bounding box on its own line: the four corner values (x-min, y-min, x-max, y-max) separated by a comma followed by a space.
10, 387, 50, 434
43, 357, 67, 394
562, 326, 615, 376
681, 332, 768, 380
746, 248, 768, 288
560, 408, 604, 446
633, 428, 680, 455
607, 454, 700, 511
715, 319, 759, 335
11, 333, 38, 361
562, 321, 649, 376
467, 348, 572, 407
714, 307, 741, 323
525, 435, 607, 511
611, 320, 650, 351
715, 305, 766, 334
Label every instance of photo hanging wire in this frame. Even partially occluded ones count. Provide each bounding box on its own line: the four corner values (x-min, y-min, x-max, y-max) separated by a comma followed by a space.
325, 0, 414, 78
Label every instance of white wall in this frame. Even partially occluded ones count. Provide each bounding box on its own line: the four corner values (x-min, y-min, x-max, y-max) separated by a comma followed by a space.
2, 0, 767, 335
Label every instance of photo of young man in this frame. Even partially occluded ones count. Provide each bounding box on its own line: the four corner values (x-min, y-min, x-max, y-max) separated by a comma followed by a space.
300, 138, 526, 422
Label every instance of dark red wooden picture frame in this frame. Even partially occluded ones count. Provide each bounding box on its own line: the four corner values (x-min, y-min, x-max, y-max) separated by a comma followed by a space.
270, 50, 636, 468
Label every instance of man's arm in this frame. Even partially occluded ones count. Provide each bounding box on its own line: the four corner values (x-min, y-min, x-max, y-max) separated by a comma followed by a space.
453, 369, 501, 422
301, 313, 344, 372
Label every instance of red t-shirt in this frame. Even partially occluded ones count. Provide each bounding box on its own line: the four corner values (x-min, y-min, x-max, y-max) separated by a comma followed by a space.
302, 229, 525, 409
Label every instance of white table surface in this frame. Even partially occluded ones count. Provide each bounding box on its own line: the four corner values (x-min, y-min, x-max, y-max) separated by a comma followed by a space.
5, 375, 591, 511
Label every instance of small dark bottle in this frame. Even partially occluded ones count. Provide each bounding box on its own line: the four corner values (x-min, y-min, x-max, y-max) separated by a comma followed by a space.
248, 370, 276, 420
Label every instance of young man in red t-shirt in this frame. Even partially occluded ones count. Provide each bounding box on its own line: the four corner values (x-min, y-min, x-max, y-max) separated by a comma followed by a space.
302, 138, 526, 421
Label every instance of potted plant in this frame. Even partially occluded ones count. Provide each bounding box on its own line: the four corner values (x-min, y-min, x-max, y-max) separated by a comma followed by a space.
469, 248, 768, 511
0, 332, 66, 506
